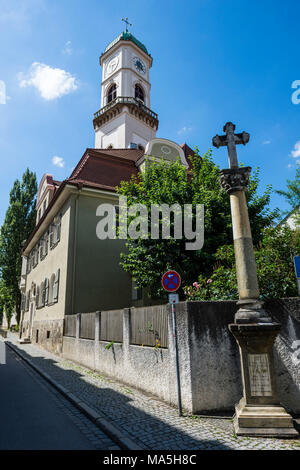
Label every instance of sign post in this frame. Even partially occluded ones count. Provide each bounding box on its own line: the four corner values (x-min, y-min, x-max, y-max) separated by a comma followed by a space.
162, 271, 182, 416
294, 256, 300, 296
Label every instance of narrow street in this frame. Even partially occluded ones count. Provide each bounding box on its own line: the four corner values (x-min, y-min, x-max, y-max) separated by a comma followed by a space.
2, 333, 299, 451
0, 340, 119, 450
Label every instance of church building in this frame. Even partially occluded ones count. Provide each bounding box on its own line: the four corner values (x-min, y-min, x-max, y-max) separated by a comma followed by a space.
19, 28, 193, 354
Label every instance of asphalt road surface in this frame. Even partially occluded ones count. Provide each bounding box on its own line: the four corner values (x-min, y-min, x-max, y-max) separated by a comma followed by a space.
0, 341, 119, 450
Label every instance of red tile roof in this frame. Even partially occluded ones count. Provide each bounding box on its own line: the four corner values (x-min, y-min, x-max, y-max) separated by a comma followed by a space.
181, 143, 197, 168
23, 145, 196, 251
68, 148, 143, 191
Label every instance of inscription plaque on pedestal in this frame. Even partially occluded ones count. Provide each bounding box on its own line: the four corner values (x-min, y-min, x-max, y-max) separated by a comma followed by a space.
248, 354, 272, 396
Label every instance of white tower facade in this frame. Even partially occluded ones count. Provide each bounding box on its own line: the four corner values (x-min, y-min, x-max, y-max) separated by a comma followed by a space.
93, 32, 159, 150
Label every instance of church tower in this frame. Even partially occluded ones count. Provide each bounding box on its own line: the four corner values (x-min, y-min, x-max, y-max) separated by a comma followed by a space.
93, 23, 159, 150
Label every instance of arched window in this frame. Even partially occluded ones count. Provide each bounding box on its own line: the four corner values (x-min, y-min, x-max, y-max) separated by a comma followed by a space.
107, 84, 117, 103
135, 84, 144, 102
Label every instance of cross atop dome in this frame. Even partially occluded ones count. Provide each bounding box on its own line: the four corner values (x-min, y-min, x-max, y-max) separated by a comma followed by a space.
122, 17, 132, 33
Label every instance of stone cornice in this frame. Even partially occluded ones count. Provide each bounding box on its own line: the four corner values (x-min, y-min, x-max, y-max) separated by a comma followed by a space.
93, 97, 159, 131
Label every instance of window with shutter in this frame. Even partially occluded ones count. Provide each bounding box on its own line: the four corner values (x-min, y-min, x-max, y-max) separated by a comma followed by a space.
45, 278, 49, 305
26, 291, 30, 311
56, 215, 62, 242
45, 232, 49, 256
53, 269, 60, 303
35, 286, 40, 308
40, 236, 44, 260
49, 224, 54, 248
49, 274, 55, 304
41, 282, 45, 307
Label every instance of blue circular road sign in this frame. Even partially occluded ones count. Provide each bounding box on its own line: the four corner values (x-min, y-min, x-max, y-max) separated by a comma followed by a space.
162, 271, 181, 293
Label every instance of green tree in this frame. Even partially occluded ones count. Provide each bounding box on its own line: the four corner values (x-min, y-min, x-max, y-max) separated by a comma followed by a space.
117, 149, 278, 299
0, 169, 37, 324
275, 163, 300, 225
0, 279, 15, 328
185, 226, 300, 301
276, 163, 300, 209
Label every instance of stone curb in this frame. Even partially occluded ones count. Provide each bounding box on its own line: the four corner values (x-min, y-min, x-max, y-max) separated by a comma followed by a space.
5, 340, 142, 451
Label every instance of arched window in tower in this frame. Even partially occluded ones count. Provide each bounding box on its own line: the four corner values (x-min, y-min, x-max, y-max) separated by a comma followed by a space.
107, 84, 117, 103
135, 84, 144, 103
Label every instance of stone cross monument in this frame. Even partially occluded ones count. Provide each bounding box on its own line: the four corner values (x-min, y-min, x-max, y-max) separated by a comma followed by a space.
213, 122, 268, 323
213, 122, 298, 438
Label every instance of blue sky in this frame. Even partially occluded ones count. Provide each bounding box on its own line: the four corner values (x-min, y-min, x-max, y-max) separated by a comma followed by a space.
0, 0, 299, 224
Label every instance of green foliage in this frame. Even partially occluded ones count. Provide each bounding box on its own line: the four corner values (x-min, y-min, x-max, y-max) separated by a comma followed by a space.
0, 278, 15, 328
275, 163, 300, 217
0, 169, 37, 324
117, 149, 277, 299
185, 226, 300, 301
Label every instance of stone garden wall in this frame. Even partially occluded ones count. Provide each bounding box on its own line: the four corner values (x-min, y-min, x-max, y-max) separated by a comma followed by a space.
62, 299, 300, 414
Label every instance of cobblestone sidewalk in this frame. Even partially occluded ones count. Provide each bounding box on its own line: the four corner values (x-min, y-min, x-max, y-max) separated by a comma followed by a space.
7, 333, 300, 450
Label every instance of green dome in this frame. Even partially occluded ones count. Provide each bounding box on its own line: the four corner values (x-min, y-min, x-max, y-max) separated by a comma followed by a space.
103, 32, 150, 56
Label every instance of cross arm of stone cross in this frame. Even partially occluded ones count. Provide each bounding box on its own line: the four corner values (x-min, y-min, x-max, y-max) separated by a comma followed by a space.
234, 131, 250, 146
212, 134, 227, 148
212, 123, 250, 148
212, 122, 250, 168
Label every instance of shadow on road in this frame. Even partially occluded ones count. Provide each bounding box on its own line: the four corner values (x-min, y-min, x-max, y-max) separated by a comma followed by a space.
4, 339, 233, 451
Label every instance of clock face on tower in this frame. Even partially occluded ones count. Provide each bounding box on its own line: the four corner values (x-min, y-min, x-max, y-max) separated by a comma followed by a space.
133, 57, 146, 74
105, 55, 119, 77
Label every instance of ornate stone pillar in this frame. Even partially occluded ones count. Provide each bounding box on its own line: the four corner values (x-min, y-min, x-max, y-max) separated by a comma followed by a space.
220, 167, 270, 323
214, 123, 298, 438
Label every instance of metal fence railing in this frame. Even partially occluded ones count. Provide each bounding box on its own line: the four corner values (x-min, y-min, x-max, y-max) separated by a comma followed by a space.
63, 306, 169, 348
64, 315, 76, 337
80, 312, 95, 340
100, 309, 123, 343
130, 305, 168, 348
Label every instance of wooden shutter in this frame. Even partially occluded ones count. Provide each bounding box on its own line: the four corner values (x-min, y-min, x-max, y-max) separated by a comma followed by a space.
45, 278, 49, 305
53, 269, 60, 302
49, 225, 54, 248
35, 286, 40, 307
41, 283, 45, 306
55, 215, 61, 243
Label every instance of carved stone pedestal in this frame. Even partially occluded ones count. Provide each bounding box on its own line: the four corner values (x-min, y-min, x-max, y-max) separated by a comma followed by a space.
229, 323, 298, 438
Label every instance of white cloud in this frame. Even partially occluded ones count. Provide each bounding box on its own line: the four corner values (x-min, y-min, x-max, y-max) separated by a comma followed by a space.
290, 141, 300, 159
19, 62, 79, 100
262, 140, 271, 145
52, 156, 65, 168
62, 40, 73, 55
177, 126, 192, 136
287, 163, 293, 169
0, 80, 6, 104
